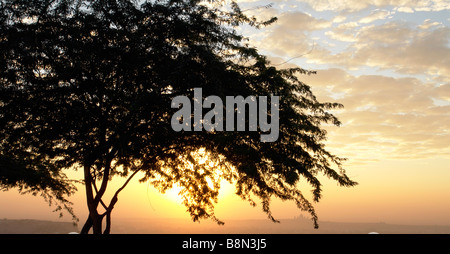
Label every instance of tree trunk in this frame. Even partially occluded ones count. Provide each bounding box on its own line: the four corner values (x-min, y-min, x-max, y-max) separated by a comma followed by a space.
91, 213, 103, 234
80, 216, 92, 234
82, 162, 104, 234
80, 213, 103, 234
103, 211, 112, 234
80, 158, 133, 234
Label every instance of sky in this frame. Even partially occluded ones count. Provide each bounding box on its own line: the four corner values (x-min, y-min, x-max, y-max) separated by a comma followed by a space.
1, 0, 449, 231
233, 0, 450, 225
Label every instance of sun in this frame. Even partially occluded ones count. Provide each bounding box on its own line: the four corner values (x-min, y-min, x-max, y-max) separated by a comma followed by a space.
161, 179, 236, 205
162, 184, 185, 205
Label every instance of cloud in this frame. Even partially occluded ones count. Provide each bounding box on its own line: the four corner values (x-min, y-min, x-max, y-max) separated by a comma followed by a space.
275, 11, 332, 31
418, 19, 443, 30
315, 21, 450, 80
299, 0, 374, 12
357, 25, 450, 77
250, 11, 332, 57
434, 84, 450, 100
239, 0, 450, 163
354, 21, 413, 44
324, 22, 360, 42
358, 9, 392, 24
332, 15, 347, 23
298, 69, 450, 162
299, 0, 450, 12
237, 0, 450, 14
396, 6, 415, 13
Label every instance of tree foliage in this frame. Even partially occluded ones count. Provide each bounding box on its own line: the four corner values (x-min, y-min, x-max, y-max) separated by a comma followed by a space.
0, 0, 357, 233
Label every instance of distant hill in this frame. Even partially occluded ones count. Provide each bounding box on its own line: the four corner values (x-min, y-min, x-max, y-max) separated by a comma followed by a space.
111, 217, 450, 234
2, 217, 450, 234
0, 219, 79, 234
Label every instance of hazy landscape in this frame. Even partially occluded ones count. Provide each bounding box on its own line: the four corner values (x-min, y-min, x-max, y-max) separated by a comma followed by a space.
0, 219, 78, 234
2, 217, 450, 234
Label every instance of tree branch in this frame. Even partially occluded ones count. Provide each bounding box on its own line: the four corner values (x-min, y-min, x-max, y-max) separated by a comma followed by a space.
92, 180, 109, 211
93, 157, 113, 207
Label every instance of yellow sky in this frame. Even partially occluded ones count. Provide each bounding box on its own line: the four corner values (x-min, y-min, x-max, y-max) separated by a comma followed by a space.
1, 157, 449, 227
1, 0, 449, 231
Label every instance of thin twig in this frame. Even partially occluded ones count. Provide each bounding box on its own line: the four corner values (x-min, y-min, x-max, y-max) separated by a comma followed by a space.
271, 41, 315, 67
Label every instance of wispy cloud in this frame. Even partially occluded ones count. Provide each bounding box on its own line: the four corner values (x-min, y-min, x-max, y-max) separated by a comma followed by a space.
241, 0, 450, 165
291, 0, 450, 12
322, 21, 450, 79
358, 9, 392, 24
301, 69, 450, 162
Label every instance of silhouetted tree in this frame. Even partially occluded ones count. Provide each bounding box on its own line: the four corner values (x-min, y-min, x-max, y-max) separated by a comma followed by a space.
0, 0, 357, 234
